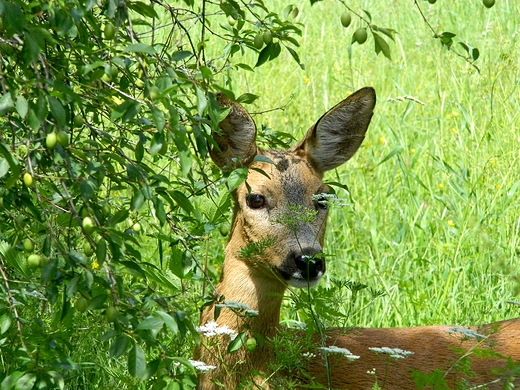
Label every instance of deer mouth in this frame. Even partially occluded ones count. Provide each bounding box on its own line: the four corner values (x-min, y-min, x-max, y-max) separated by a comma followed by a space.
277, 252, 326, 288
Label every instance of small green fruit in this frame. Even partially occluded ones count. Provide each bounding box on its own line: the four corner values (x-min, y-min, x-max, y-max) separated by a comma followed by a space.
23, 239, 34, 252
219, 224, 230, 237
149, 86, 160, 101
106, 306, 118, 322
340, 12, 352, 28
354, 28, 368, 44
263, 31, 273, 45
75, 297, 88, 313
57, 131, 69, 147
228, 16, 236, 26
482, 0, 495, 8
253, 34, 264, 49
83, 242, 94, 257
245, 337, 257, 352
73, 114, 84, 128
102, 204, 111, 217
82, 217, 95, 234
109, 65, 119, 79
104, 22, 116, 40
101, 73, 111, 83
132, 222, 141, 232
185, 125, 193, 134
27, 254, 42, 269
46, 132, 58, 150
23, 173, 33, 187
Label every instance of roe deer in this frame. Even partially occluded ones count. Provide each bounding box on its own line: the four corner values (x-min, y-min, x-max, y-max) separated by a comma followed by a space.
195, 87, 520, 389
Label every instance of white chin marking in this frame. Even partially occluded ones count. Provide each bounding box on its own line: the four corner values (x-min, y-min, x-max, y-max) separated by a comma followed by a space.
289, 275, 322, 288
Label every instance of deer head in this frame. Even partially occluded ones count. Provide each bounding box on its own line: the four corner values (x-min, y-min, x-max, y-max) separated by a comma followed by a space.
210, 87, 376, 291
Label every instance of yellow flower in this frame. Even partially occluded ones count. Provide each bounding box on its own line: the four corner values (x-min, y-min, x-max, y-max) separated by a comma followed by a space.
445, 114, 451, 120
495, 184, 501, 190
303, 76, 310, 84
447, 220, 455, 227
451, 128, 458, 134
410, 148, 415, 154
451, 111, 459, 117
379, 136, 386, 144
91, 261, 100, 270
438, 183, 445, 190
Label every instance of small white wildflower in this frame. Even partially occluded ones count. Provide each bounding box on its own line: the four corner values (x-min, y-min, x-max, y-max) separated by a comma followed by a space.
302, 352, 316, 358
369, 347, 414, 359
318, 346, 360, 361
312, 193, 349, 208
188, 359, 217, 372
446, 326, 487, 340
196, 321, 237, 339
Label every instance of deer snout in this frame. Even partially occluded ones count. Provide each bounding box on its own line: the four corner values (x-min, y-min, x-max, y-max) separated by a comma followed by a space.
279, 250, 326, 288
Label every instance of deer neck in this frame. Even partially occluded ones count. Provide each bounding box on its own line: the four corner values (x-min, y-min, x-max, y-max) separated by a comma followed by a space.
203, 255, 287, 338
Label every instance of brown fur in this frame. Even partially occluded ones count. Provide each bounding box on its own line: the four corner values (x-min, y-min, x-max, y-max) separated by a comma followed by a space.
194, 87, 520, 389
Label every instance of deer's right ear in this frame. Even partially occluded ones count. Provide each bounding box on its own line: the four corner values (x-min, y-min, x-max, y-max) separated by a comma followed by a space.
210, 93, 258, 171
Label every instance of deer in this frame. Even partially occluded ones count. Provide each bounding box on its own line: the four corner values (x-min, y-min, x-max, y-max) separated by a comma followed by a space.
194, 87, 520, 389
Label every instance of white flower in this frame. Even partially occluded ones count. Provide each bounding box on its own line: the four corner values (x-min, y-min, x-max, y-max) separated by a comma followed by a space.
369, 347, 414, 359
188, 360, 216, 372
311, 193, 349, 208
196, 321, 237, 339
446, 326, 487, 340
318, 346, 360, 361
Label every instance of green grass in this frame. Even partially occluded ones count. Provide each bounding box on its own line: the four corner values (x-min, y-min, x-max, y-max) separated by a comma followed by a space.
216, 0, 520, 328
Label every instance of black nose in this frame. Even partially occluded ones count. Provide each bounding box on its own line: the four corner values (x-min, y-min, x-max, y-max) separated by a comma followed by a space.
294, 254, 325, 280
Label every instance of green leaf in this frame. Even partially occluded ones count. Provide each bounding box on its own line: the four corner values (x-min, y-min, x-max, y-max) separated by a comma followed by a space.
0, 143, 21, 180
255, 45, 271, 67
236, 93, 259, 104
227, 332, 247, 353
131, 189, 145, 211
110, 334, 132, 359
15, 96, 28, 118
2, 2, 25, 36
21, 31, 40, 65
286, 47, 304, 70
1, 371, 24, 390
155, 311, 179, 334
48, 96, 67, 128
227, 168, 248, 192
196, 87, 207, 116
14, 372, 37, 390
150, 132, 165, 156
151, 107, 165, 132
0, 313, 12, 334
373, 32, 392, 60
0, 93, 14, 115
124, 43, 156, 54
377, 146, 403, 166
172, 50, 193, 62
128, 344, 147, 378
170, 190, 195, 215
136, 317, 164, 331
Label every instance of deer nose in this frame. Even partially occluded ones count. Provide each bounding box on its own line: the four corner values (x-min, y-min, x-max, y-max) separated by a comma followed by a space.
294, 253, 325, 281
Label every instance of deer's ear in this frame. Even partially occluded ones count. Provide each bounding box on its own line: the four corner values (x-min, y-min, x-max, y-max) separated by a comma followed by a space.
210, 93, 258, 171
293, 87, 376, 173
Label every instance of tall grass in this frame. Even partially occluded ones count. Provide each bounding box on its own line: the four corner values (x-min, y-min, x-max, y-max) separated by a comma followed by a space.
219, 0, 520, 328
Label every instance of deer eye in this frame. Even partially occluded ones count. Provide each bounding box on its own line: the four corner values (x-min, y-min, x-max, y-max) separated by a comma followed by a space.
246, 194, 266, 209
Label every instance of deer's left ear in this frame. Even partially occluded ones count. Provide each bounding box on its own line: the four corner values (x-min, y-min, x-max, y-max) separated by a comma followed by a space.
293, 87, 376, 173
